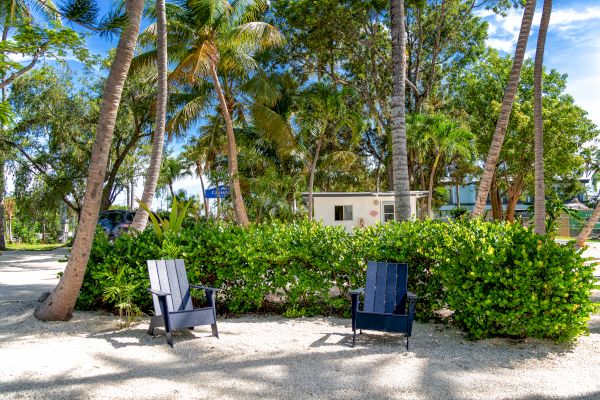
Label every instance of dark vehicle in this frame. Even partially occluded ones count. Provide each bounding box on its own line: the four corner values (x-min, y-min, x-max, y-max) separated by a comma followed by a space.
98, 210, 136, 241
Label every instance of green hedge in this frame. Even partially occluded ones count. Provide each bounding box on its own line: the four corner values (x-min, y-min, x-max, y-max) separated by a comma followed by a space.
77, 219, 596, 342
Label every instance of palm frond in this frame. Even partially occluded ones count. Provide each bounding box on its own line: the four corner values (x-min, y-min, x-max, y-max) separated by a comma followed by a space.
240, 74, 280, 107
170, 39, 218, 83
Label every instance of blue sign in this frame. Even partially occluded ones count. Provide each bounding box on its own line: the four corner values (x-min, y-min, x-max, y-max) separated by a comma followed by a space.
205, 185, 230, 199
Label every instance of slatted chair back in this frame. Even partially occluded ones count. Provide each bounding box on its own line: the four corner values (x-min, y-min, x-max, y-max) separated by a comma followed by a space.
363, 261, 408, 314
147, 259, 193, 315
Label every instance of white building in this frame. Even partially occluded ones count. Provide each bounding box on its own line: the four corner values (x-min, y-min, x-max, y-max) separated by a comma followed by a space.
303, 192, 428, 231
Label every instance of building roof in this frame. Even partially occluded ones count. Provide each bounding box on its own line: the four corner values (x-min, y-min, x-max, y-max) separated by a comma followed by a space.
301, 191, 428, 198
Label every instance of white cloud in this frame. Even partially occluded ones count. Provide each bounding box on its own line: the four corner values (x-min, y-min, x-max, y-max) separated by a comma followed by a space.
479, 3, 600, 127
550, 6, 600, 26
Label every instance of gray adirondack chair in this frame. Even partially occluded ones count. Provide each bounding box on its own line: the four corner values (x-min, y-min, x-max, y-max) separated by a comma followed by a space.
147, 259, 219, 347
350, 261, 418, 349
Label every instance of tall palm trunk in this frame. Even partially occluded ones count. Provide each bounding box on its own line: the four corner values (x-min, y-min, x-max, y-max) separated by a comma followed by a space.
577, 201, 600, 248
130, 0, 168, 231
0, 16, 11, 251
34, 0, 145, 321
471, 0, 536, 217
534, 0, 552, 234
427, 152, 441, 218
195, 160, 210, 217
209, 62, 249, 226
307, 129, 325, 221
390, 0, 412, 220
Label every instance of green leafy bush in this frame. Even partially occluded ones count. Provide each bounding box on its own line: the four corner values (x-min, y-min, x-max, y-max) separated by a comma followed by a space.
79, 220, 595, 342
441, 220, 594, 342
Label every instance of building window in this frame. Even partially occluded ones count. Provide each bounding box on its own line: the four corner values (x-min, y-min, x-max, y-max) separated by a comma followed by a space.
383, 204, 395, 222
334, 205, 353, 221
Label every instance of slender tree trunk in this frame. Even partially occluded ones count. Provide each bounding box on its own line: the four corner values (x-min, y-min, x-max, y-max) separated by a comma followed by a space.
130, 0, 168, 231
34, 0, 145, 321
490, 173, 503, 221
534, 0, 552, 234
505, 194, 519, 222
307, 131, 325, 221
391, 0, 412, 220
471, 0, 536, 217
455, 180, 461, 208
427, 152, 441, 218
209, 63, 249, 226
216, 177, 221, 220
577, 202, 600, 247
505, 178, 525, 222
196, 160, 210, 217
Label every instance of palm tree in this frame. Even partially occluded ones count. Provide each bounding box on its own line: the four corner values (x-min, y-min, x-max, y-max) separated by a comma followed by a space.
182, 117, 228, 217
296, 83, 362, 220
138, 0, 284, 226
157, 155, 193, 200
471, 0, 536, 218
410, 114, 473, 218
533, 0, 552, 234
390, 0, 411, 220
34, 0, 145, 321
130, 0, 168, 232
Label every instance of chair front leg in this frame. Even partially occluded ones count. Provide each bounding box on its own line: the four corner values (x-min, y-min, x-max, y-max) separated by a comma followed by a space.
205, 289, 219, 338
351, 293, 360, 347
157, 295, 173, 348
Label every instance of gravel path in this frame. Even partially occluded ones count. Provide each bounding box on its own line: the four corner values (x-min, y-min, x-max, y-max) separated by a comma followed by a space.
0, 248, 599, 400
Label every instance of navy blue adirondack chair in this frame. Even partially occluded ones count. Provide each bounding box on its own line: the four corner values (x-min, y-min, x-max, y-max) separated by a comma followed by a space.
147, 259, 220, 347
350, 261, 418, 349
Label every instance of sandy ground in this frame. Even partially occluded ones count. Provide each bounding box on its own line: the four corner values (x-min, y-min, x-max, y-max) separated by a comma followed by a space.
0, 246, 599, 400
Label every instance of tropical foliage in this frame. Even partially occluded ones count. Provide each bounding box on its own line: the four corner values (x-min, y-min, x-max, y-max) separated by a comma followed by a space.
80, 219, 595, 342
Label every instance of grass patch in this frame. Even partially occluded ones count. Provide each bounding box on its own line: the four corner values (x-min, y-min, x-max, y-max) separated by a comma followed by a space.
5, 243, 65, 251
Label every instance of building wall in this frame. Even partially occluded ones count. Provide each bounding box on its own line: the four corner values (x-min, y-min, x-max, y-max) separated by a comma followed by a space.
313, 195, 419, 231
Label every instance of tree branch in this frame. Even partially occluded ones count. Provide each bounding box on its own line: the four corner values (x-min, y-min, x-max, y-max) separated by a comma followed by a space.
0, 44, 48, 89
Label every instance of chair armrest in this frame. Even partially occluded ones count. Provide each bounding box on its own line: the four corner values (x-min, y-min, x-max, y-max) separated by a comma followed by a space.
407, 291, 418, 301
349, 288, 364, 295
147, 288, 170, 297
189, 284, 222, 292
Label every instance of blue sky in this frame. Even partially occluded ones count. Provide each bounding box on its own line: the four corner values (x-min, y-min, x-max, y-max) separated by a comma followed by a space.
477, 0, 600, 127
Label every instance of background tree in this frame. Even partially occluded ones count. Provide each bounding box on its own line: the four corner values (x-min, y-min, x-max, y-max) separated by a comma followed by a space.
137, 0, 284, 226
472, 0, 536, 217
295, 82, 361, 220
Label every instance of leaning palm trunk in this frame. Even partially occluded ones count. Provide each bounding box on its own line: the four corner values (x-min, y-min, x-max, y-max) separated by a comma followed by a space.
390, 0, 412, 220
209, 63, 249, 226
471, 0, 536, 217
130, 0, 168, 232
34, 0, 145, 321
533, 0, 552, 234
576, 201, 600, 248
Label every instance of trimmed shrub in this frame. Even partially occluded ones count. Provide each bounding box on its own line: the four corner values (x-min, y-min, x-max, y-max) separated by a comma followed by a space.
78, 219, 596, 342
441, 220, 595, 342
